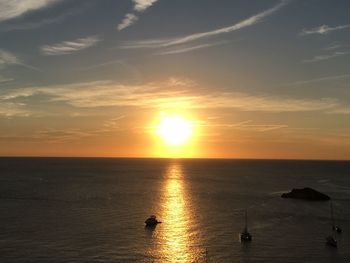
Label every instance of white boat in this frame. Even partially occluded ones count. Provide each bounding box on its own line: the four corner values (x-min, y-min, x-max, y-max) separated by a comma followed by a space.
145, 215, 161, 227
240, 209, 252, 242
330, 201, 342, 233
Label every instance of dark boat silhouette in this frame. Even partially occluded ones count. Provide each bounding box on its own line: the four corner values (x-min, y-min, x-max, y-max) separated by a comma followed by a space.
333, 225, 342, 234
326, 235, 337, 248
326, 201, 338, 247
145, 215, 161, 227
240, 209, 252, 242
330, 201, 342, 234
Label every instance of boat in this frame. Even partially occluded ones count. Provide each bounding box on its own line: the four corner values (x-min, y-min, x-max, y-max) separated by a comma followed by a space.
330, 201, 342, 233
145, 215, 161, 227
240, 209, 252, 242
330, 201, 343, 233
333, 225, 342, 233
326, 235, 337, 247
326, 201, 337, 247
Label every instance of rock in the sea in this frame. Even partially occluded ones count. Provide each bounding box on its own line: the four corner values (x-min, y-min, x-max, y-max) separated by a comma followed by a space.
281, 187, 330, 201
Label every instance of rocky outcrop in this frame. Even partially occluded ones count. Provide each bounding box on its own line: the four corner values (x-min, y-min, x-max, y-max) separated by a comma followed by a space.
281, 187, 330, 201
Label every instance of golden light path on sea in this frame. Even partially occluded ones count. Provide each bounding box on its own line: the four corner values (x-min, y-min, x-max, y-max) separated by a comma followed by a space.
158, 162, 204, 262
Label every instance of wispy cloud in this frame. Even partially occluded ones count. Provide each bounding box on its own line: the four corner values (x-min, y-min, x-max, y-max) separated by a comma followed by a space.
121, 0, 289, 48
288, 73, 350, 86
0, 0, 61, 22
133, 0, 159, 12
0, 128, 96, 144
0, 102, 30, 117
302, 51, 349, 63
0, 4, 87, 32
0, 49, 40, 71
117, 13, 138, 31
76, 59, 124, 71
1, 78, 346, 114
102, 116, 125, 129
203, 120, 288, 132
155, 42, 227, 56
301, 24, 350, 35
323, 42, 343, 51
117, 0, 159, 31
327, 107, 350, 115
196, 93, 338, 113
0, 75, 14, 83
0, 117, 127, 143
0, 49, 20, 67
31, 128, 94, 143
40, 36, 100, 55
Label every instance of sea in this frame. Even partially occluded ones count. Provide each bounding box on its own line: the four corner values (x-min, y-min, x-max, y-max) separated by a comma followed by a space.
0, 157, 349, 262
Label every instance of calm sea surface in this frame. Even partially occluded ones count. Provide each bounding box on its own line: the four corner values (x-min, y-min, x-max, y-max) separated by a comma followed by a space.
0, 158, 350, 262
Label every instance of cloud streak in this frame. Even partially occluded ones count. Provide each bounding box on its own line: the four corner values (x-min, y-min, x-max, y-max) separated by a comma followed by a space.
0, 49, 40, 71
120, 0, 289, 48
203, 120, 288, 132
40, 36, 100, 55
155, 42, 227, 56
301, 24, 350, 35
133, 0, 158, 12
0, 76, 14, 83
117, 0, 159, 31
288, 73, 350, 86
323, 42, 343, 51
0, 4, 86, 32
0, 49, 20, 67
1, 78, 346, 115
0, 102, 29, 117
0, 0, 61, 22
302, 51, 349, 63
117, 13, 138, 31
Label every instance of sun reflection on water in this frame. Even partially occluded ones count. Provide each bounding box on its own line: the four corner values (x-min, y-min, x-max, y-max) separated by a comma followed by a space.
158, 162, 203, 262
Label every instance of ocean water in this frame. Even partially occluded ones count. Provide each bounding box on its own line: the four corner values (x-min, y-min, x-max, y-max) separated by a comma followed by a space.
0, 158, 350, 262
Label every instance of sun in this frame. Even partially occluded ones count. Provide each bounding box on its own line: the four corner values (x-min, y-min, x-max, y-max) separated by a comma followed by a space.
156, 114, 193, 146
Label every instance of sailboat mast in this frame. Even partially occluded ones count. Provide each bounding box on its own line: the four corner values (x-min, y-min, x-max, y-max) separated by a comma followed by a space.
330, 201, 335, 227
330, 201, 337, 239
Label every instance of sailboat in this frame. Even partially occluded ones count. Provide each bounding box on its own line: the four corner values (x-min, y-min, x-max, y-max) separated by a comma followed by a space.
330, 201, 342, 234
326, 201, 337, 247
240, 209, 252, 242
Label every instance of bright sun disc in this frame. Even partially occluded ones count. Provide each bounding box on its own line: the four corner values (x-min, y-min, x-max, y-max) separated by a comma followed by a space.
157, 114, 193, 146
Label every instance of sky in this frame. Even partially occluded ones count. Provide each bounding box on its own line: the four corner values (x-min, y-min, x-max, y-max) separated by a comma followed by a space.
0, 0, 350, 159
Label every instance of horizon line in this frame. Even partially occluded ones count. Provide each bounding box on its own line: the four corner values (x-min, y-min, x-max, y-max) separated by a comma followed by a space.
0, 155, 349, 162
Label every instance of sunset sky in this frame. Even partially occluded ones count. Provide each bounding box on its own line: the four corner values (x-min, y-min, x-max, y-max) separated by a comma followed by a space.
0, 0, 350, 159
